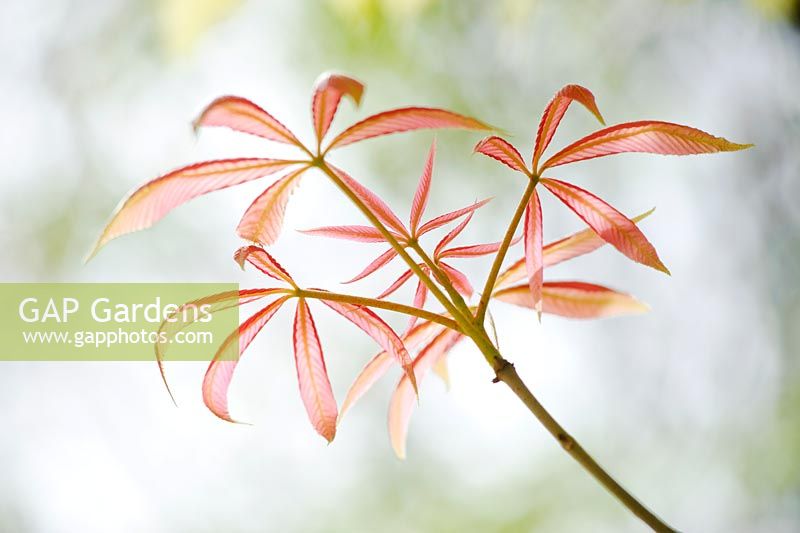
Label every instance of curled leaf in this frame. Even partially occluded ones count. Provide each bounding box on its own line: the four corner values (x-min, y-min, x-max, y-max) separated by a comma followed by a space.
312, 73, 364, 142
474, 136, 528, 174
234, 245, 296, 286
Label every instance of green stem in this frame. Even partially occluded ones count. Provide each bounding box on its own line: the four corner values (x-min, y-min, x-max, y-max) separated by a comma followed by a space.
475, 176, 538, 324
296, 288, 460, 331
491, 356, 677, 532
408, 241, 472, 317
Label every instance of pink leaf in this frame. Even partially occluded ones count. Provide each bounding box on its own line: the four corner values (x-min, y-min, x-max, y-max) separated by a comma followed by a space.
329, 165, 408, 237
434, 212, 474, 258
321, 299, 416, 390
299, 225, 396, 243
417, 198, 492, 236
439, 262, 473, 297
523, 189, 544, 315
542, 120, 752, 169
377, 269, 414, 299
312, 73, 364, 142
344, 248, 399, 284
494, 281, 649, 319
493, 209, 654, 290
194, 96, 302, 146
293, 299, 338, 442
404, 278, 429, 334
339, 320, 444, 423
236, 166, 308, 245
409, 141, 436, 236
202, 296, 290, 422
327, 107, 492, 149
474, 136, 528, 174
234, 245, 296, 286
388, 329, 464, 459
532, 84, 604, 170
540, 178, 669, 274
438, 234, 521, 259
87, 159, 298, 260
156, 288, 286, 403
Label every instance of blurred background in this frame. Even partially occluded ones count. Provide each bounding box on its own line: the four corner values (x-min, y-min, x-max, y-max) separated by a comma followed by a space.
1, 0, 798, 531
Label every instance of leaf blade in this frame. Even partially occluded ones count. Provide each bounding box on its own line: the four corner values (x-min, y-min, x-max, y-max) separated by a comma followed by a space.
494, 281, 649, 319
194, 96, 302, 146
410, 141, 436, 235
312, 73, 364, 142
474, 136, 528, 173
523, 190, 544, 315
236, 166, 308, 245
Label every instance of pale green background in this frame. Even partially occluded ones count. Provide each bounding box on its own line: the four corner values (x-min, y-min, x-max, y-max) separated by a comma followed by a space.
1, 0, 798, 531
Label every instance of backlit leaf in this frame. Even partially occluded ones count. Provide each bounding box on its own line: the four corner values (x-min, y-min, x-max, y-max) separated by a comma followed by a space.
312, 73, 364, 142
542, 120, 752, 169
410, 141, 436, 236
236, 166, 308, 245
540, 178, 669, 274
328, 107, 491, 149
474, 136, 528, 174
293, 299, 338, 442
234, 245, 296, 286
494, 281, 649, 319
87, 158, 298, 260
523, 190, 543, 315
194, 96, 302, 146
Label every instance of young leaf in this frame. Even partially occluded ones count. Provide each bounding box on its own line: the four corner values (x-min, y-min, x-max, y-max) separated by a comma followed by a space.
439, 263, 473, 297
202, 296, 290, 422
523, 190, 544, 315
321, 299, 416, 389
388, 329, 464, 459
338, 320, 444, 423
344, 248, 399, 284
438, 235, 521, 259
237, 166, 308, 245
417, 198, 492, 236
300, 225, 398, 243
293, 299, 338, 442
327, 107, 492, 149
234, 245, 296, 286
87, 159, 298, 260
494, 282, 649, 319
404, 278, 429, 334
542, 120, 752, 169
194, 96, 302, 146
410, 141, 436, 236
377, 269, 414, 299
474, 136, 528, 174
494, 209, 654, 290
329, 165, 408, 237
540, 178, 669, 274
156, 288, 287, 403
312, 73, 364, 142
532, 84, 604, 170
433, 212, 474, 258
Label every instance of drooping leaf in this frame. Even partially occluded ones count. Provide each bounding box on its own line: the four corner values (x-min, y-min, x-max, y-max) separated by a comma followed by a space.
329, 165, 408, 237
234, 245, 296, 286
321, 299, 416, 390
523, 190, 544, 315
542, 120, 752, 169
236, 166, 308, 245
202, 296, 290, 422
417, 198, 492, 236
494, 209, 654, 290
193, 96, 302, 146
344, 248, 399, 284
540, 178, 669, 274
388, 329, 464, 459
532, 84, 604, 170
156, 288, 286, 403
474, 136, 528, 174
327, 107, 492, 149
410, 141, 436, 236
312, 73, 364, 142
300, 225, 398, 243
494, 282, 649, 319
439, 262, 473, 297
338, 320, 443, 423
293, 299, 338, 442
87, 159, 298, 260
